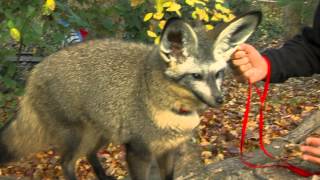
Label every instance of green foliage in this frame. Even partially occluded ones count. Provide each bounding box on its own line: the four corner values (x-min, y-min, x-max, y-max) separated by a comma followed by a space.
0, 58, 24, 123
56, 0, 149, 41
228, 0, 252, 13
143, 0, 235, 43
105, 0, 149, 41
0, 0, 61, 123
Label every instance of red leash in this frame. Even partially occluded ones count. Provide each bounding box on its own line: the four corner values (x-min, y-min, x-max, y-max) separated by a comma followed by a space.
240, 56, 320, 177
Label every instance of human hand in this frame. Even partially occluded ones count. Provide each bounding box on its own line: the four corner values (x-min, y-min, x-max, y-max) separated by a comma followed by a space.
300, 137, 320, 164
230, 44, 268, 83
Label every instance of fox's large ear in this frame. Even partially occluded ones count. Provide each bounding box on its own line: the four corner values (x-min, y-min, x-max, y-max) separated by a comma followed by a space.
159, 18, 198, 63
213, 11, 262, 62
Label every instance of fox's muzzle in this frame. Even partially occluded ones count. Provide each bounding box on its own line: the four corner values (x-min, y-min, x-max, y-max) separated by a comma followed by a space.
215, 96, 224, 105
205, 96, 224, 108
192, 91, 223, 108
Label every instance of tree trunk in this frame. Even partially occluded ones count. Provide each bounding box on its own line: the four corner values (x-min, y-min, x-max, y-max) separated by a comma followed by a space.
302, 0, 319, 27
282, 1, 304, 40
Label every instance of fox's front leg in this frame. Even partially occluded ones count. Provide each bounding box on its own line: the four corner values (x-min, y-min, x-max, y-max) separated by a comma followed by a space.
125, 142, 152, 180
156, 150, 176, 180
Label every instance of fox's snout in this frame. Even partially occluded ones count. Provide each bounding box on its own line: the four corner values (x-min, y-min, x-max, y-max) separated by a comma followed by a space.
200, 95, 224, 108
215, 96, 224, 105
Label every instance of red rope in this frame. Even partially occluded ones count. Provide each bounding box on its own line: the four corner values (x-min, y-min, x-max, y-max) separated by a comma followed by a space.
239, 56, 320, 177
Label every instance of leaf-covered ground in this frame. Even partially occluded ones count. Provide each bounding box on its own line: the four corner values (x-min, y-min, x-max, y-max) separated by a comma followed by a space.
0, 73, 319, 179
199, 74, 320, 165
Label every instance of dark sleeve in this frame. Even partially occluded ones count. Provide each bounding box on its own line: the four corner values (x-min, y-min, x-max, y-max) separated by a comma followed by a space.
262, 3, 320, 83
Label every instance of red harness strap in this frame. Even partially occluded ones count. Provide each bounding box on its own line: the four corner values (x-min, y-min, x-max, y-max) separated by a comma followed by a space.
240, 56, 320, 177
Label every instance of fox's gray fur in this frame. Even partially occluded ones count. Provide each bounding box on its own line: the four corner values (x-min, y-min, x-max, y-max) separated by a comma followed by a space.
0, 12, 261, 180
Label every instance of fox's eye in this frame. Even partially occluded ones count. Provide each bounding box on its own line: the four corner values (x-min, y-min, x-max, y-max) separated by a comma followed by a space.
191, 73, 203, 80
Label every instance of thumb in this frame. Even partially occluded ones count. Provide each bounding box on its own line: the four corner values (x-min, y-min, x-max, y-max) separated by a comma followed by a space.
238, 43, 257, 54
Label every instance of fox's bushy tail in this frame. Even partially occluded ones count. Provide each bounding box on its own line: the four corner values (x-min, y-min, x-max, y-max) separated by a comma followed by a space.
0, 96, 48, 163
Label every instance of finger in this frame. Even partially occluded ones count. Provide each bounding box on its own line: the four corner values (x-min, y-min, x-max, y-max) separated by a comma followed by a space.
228, 60, 237, 70
300, 145, 320, 156
239, 63, 252, 72
237, 44, 246, 50
228, 61, 245, 72
229, 66, 247, 82
231, 50, 247, 59
243, 69, 259, 83
239, 43, 256, 53
301, 154, 320, 164
243, 68, 254, 78
305, 137, 320, 146
231, 57, 250, 66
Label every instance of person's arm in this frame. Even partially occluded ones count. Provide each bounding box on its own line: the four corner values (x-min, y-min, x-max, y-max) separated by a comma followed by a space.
264, 2, 320, 82
263, 29, 320, 82
231, 3, 320, 83
231, 30, 320, 83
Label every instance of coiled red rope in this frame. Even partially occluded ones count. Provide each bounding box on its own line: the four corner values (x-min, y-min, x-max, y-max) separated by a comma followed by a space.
240, 56, 320, 177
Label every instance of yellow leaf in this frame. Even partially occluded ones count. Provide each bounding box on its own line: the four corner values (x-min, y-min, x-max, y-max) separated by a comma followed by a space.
166, 2, 182, 16
216, 153, 224, 161
158, 20, 167, 29
143, 13, 153, 22
147, 30, 158, 38
215, 3, 232, 14
186, 0, 195, 6
153, 12, 164, 20
221, 14, 229, 22
205, 24, 214, 31
304, 106, 315, 112
186, 0, 206, 7
222, 14, 235, 23
198, 0, 207, 5
155, 0, 165, 12
154, 36, 160, 44
194, 7, 209, 22
10, 28, 21, 42
191, 11, 197, 19
163, 1, 172, 8
204, 159, 213, 165
176, 10, 182, 17
228, 14, 236, 21
216, 0, 224, 3
211, 12, 224, 22
201, 151, 213, 158
221, 7, 231, 14
45, 0, 55, 11
43, 0, 56, 15
211, 16, 219, 22
215, 3, 223, 11
131, 0, 144, 7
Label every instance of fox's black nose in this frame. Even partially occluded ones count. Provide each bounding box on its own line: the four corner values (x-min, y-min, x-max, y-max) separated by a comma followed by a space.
215, 97, 224, 104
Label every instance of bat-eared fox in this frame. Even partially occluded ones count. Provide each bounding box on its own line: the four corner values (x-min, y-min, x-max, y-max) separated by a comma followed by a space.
0, 11, 261, 180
